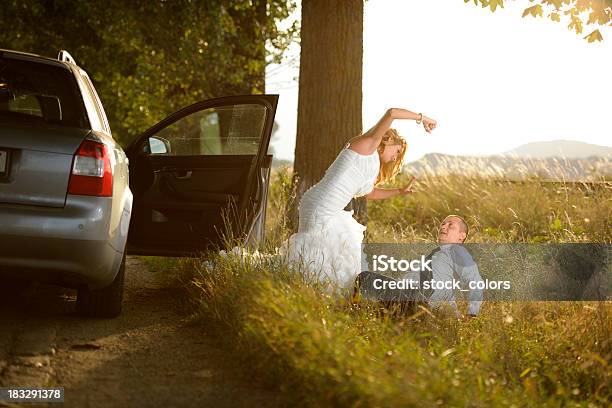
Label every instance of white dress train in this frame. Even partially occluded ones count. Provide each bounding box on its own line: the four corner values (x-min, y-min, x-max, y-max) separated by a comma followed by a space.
282, 144, 379, 288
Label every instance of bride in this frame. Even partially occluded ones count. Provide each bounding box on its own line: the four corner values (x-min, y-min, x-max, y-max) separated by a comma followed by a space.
283, 108, 437, 288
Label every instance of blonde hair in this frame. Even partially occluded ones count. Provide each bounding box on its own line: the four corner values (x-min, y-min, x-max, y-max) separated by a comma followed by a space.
375, 128, 407, 185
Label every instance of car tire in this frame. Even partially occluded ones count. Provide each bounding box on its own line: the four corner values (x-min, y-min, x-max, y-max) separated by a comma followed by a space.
76, 254, 125, 318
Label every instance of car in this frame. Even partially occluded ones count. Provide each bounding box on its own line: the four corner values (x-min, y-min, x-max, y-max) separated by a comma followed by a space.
0, 49, 278, 317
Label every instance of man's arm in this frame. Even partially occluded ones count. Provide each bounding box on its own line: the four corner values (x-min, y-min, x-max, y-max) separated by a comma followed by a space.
428, 252, 458, 314
459, 264, 484, 316
452, 248, 484, 316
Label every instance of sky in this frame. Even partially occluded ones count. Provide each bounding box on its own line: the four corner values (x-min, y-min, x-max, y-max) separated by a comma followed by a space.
265, 0, 612, 163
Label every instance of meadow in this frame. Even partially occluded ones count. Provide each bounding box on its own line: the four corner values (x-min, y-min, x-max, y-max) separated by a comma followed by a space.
149, 166, 611, 407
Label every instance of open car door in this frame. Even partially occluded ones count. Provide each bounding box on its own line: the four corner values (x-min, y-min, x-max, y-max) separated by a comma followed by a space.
125, 94, 278, 256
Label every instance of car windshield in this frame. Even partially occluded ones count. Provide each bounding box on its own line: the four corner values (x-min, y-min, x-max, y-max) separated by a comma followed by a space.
0, 57, 89, 129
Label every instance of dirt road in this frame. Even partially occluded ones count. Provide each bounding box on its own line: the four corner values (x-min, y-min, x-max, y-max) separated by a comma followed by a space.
0, 257, 287, 407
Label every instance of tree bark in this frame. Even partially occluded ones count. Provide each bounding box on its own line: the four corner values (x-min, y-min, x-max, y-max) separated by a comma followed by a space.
292, 0, 364, 229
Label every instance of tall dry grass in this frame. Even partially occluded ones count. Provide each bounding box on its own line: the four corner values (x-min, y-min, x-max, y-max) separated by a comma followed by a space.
187, 253, 610, 406
156, 165, 611, 406
267, 164, 611, 245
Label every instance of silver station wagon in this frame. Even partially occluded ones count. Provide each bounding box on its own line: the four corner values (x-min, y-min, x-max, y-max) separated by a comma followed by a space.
0, 49, 277, 317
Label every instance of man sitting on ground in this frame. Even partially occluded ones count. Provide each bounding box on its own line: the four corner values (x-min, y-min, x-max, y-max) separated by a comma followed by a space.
354, 215, 484, 317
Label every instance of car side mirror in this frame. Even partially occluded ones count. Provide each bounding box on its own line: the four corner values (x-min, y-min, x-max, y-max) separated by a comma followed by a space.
146, 136, 171, 155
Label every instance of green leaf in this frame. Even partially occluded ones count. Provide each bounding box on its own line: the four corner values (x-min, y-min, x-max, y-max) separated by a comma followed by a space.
550, 218, 563, 232
544, 0, 563, 9
586, 10, 602, 25
489, 0, 504, 12
584, 29, 603, 43
522, 5, 543, 18
568, 14, 584, 34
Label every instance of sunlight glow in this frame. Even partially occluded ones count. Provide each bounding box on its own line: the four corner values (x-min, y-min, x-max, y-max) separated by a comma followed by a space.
266, 0, 611, 162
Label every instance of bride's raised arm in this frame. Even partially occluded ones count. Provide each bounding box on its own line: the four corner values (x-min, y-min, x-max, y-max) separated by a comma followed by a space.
349, 108, 436, 155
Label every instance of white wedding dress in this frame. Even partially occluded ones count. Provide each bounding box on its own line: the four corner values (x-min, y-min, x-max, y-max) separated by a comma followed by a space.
283, 143, 380, 288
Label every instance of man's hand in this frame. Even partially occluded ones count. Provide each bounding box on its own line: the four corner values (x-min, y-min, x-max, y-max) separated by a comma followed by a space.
460, 313, 478, 322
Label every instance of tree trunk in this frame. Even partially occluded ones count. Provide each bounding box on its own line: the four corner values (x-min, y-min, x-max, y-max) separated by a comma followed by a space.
292, 0, 364, 229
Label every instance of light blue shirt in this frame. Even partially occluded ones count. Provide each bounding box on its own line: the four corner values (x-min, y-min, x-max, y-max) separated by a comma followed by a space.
428, 244, 484, 316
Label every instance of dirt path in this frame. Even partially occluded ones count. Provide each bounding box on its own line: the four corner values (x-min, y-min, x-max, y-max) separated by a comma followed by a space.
0, 257, 287, 408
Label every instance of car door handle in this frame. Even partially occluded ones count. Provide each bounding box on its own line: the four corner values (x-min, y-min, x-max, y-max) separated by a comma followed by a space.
174, 170, 192, 180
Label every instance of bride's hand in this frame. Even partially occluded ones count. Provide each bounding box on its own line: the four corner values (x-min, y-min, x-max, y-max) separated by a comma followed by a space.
422, 116, 437, 133
399, 176, 416, 195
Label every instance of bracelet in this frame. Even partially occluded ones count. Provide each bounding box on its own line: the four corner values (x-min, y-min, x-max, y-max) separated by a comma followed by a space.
416, 113, 423, 125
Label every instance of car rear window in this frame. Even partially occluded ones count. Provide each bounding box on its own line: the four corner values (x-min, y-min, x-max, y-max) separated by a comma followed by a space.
0, 57, 89, 129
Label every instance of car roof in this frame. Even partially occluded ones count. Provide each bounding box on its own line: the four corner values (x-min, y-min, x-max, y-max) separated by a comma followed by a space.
0, 48, 74, 70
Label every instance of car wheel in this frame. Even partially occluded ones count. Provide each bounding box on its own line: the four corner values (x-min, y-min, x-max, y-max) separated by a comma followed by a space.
76, 254, 125, 318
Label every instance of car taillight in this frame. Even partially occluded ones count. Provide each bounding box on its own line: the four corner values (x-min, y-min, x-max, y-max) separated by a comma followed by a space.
67, 139, 112, 197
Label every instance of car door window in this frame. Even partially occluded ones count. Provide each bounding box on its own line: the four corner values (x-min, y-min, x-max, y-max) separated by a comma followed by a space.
147, 104, 267, 156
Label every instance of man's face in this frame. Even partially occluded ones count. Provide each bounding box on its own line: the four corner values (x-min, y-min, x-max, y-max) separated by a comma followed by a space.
438, 216, 467, 244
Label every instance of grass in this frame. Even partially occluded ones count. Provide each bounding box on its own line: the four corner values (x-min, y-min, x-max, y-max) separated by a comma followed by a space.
366, 173, 611, 244
155, 166, 611, 407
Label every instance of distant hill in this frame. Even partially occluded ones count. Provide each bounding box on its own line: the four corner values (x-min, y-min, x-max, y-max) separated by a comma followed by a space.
271, 140, 612, 181
503, 140, 612, 159
404, 153, 611, 181
272, 157, 293, 169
